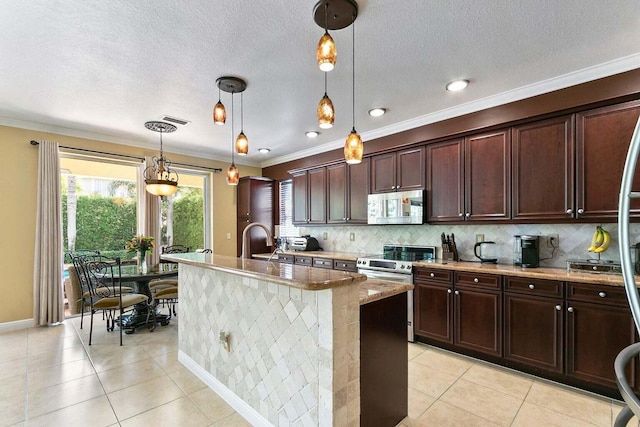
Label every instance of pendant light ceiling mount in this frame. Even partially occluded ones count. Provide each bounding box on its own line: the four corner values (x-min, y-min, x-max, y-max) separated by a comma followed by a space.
313, 0, 358, 30
216, 76, 247, 94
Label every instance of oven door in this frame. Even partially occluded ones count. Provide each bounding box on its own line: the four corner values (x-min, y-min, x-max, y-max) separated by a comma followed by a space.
358, 268, 415, 342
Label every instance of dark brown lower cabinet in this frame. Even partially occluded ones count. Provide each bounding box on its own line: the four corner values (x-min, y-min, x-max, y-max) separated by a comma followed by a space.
414, 281, 453, 344
565, 300, 636, 390
454, 285, 502, 357
504, 293, 563, 373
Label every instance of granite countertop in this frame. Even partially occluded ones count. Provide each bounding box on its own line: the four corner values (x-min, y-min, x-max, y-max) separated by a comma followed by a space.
161, 253, 366, 291
359, 279, 413, 305
252, 251, 368, 261
412, 260, 633, 287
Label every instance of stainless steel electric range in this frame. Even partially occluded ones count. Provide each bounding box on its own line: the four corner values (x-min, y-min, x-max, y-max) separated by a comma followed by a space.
356, 244, 437, 342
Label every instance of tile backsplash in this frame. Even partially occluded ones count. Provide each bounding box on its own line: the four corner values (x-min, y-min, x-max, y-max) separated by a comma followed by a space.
293, 223, 640, 269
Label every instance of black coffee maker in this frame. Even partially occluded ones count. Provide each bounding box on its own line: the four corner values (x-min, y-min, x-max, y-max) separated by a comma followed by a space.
514, 235, 540, 268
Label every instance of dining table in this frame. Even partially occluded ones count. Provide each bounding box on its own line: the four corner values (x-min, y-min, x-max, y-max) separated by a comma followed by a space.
115, 263, 178, 333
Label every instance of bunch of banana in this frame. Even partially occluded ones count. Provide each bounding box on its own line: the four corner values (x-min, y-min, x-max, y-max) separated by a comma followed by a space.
587, 226, 611, 253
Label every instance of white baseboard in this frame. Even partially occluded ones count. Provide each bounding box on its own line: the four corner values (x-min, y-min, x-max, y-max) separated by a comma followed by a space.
0, 318, 35, 333
178, 350, 272, 427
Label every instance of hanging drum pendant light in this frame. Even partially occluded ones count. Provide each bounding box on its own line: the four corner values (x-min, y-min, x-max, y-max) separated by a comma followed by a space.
235, 92, 249, 155
213, 85, 226, 125
317, 73, 335, 129
143, 121, 180, 196
344, 11, 363, 164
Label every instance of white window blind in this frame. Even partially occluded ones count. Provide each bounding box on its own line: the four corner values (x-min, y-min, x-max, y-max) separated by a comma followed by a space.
279, 179, 298, 237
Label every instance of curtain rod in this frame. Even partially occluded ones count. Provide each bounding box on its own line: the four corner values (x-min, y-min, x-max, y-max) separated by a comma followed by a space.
29, 140, 222, 172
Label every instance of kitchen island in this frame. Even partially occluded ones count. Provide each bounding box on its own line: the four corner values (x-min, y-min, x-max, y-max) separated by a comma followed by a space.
162, 252, 411, 426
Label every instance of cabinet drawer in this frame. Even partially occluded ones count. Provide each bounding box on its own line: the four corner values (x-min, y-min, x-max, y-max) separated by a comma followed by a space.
505, 277, 564, 297
294, 255, 313, 266
455, 272, 502, 289
414, 267, 453, 284
278, 254, 294, 264
333, 260, 357, 272
313, 258, 334, 269
567, 282, 628, 306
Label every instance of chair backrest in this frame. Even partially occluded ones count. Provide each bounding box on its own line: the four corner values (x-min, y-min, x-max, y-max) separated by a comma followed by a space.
65, 250, 100, 264
162, 245, 190, 254
72, 256, 122, 301
196, 249, 212, 253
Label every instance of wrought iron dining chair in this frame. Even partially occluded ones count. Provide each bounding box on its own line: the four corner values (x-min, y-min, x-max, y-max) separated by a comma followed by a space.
150, 244, 191, 292
73, 257, 150, 345
69, 253, 133, 329
153, 286, 179, 319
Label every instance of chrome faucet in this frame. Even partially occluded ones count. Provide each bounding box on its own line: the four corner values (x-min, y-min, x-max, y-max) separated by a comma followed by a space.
241, 222, 273, 259
267, 248, 284, 262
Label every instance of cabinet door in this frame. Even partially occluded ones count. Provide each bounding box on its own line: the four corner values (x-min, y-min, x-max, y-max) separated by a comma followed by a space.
414, 281, 453, 343
454, 286, 502, 357
327, 163, 347, 223
308, 167, 327, 224
371, 152, 397, 193
426, 139, 464, 222
504, 294, 563, 373
397, 147, 425, 191
465, 130, 511, 221
576, 100, 640, 220
292, 171, 308, 224
347, 158, 370, 223
566, 300, 636, 390
237, 178, 251, 218
512, 116, 575, 221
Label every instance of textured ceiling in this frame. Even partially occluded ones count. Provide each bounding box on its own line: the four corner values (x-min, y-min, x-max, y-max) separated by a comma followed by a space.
1, 0, 640, 168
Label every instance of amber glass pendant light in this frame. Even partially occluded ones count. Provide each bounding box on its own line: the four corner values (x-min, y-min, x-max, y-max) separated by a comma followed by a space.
226, 93, 240, 185
316, 3, 336, 72
317, 73, 335, 129
235, 92, 248, 155
213, 86, 226, 125
344, 13, 362, 164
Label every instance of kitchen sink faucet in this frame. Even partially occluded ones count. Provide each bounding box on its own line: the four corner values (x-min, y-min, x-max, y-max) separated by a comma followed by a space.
241, 222, 273, 259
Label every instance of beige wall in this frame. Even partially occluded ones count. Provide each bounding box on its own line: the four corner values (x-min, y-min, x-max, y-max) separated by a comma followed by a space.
0, 125, 261, 324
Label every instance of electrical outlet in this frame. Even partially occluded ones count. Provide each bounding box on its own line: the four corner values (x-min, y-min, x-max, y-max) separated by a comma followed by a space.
547, 234, 559, 248
226, 232, 231, 240
476, 234, 484, 243
349, 232, 355, 241
323, 232, 328, 240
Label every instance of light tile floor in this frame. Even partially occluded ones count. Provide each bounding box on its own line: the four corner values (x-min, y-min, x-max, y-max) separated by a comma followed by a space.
0, 310, 637, 426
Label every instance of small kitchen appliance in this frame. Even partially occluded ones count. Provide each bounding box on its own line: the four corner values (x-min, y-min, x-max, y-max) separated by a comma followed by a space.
290, 235, 321, 251
356, 244, 437, 342
519, 235, 540, 268
474, 241, 497, 263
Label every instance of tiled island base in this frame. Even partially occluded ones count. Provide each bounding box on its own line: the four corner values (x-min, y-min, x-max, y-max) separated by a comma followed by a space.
177, 263, 360, 426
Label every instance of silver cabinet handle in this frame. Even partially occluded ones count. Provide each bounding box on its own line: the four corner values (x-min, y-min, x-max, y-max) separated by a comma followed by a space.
577, 208, 584, 214
555, 305, 562, 311
454, 290, 460, 295
430, 273, 435, 277
473, 278, 479, 283
566, 208, 573, 214
246, 219, 250, 223
598, 291, 606, 298
567, 307, 574, 313
246, 212, 250, 216
447, 289, 452, 294
343, 217, 346, 221
529, 284, 535, 289
346, 217, 350, 221
465, 213, 470, 218
458, 213, 464, 217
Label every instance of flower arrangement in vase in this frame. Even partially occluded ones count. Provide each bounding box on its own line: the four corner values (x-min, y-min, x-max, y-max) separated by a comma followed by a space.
126, 235, 154, 272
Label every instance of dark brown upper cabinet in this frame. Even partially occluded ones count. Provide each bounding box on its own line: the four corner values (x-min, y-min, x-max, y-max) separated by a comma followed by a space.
512, 115, 575, 221
292, 168, 326, 225
576, 100, 640, 220
427, 130, 510, 223
236, 176, 274, 257
371, 147, 425, 193
327, 159, 370, 224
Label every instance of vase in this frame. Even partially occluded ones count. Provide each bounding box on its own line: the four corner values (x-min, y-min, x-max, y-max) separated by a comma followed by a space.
138, 250, 148, 273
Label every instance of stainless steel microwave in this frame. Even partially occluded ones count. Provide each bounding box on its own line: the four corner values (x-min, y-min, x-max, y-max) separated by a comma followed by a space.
367, 190, 425, 224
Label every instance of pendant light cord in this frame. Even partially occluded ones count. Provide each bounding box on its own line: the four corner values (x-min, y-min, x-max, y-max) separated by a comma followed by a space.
351, 13, 356, 132
240, 92, 244, 131
324, 72, 328, 96
324, 3, 329, 35
231, 93, 235, 165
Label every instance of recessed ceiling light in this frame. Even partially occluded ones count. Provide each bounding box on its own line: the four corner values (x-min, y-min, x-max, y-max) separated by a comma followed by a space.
446, 79, 469, 92
368, 108, 387, 117
258, 148, 271, 154
305, 131, 320, 138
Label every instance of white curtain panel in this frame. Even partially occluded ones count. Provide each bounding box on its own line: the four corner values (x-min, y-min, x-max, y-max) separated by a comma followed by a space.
144, 156, 160, 266
33, 140, 64, 325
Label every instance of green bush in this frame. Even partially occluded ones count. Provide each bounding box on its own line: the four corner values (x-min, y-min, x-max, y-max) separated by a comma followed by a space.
173, 191, 204, 251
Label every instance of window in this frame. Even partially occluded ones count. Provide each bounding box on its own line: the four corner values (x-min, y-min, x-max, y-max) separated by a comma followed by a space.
279, 179, 298, 237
